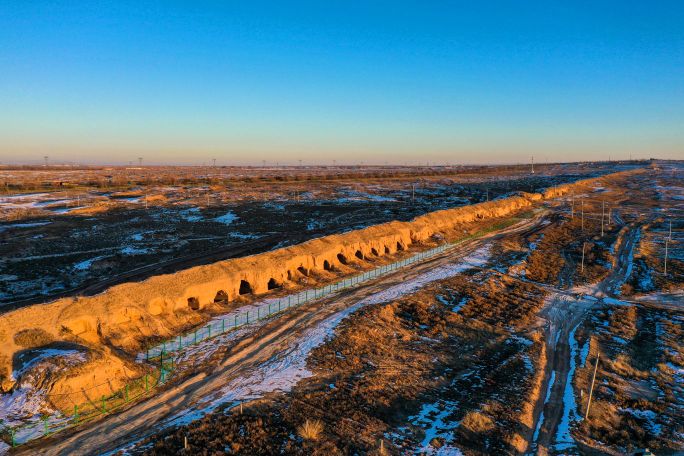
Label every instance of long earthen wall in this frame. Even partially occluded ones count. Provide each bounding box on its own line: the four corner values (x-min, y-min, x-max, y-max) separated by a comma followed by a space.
0, 168, 644, 385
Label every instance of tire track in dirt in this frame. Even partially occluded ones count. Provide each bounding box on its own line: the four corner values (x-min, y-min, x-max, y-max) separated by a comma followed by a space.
15, 215, 546, 455
530, 224, 643, 455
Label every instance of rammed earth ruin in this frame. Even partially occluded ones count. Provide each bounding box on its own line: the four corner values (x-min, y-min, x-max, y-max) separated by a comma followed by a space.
0, 168, 645, 392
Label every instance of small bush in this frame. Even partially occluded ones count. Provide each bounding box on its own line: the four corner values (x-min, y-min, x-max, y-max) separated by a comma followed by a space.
297, 419, 324, 441
13, 328, 54, 348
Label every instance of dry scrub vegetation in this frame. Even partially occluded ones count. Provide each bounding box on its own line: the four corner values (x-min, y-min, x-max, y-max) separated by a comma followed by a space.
624, 219, 682, 295
136, 234, 551, 455
524, 211, 619, 287
573, 304, 684, 454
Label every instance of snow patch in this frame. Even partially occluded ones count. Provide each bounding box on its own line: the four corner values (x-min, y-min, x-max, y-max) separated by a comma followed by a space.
555, 322, 581, 450
73, 256, 106, 271
214, 211, 238, 225
409, 400, 461, 453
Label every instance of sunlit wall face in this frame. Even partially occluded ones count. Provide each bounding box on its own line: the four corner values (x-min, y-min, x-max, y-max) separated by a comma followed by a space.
1, 1, 682, 165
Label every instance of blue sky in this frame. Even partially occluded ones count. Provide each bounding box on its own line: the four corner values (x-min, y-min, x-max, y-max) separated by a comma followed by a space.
1, 1, 682, 165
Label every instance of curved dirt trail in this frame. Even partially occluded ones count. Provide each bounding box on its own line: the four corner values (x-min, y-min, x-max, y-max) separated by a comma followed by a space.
15, 215, 546, 456
530, 224, 643, 455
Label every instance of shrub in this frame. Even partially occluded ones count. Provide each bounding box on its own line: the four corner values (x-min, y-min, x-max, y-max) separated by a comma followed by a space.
297, 419, 324, 441
13, 328, 54, 348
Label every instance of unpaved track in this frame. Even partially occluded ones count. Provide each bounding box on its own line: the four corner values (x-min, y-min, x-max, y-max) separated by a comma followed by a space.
16, 215, 546, 455
531, 224, 642, 454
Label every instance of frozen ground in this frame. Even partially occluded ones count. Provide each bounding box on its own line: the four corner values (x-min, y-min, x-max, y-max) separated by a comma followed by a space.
0, 165, 615, 309
121, 244, 493, 452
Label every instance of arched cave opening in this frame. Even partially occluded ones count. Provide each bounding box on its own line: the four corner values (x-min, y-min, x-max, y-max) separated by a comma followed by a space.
239, 280, 253, 295
187, 297, 200, 310
214, 290, 229, 303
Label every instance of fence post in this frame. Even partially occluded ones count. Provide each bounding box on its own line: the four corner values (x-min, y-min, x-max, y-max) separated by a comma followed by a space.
178, 335, 182, 350
246, 311, 249, 324
10, 428, 15, 447
208, 324, 211, 339
194, 330, 197, 344
159, 351, 164, 384
43, 416, 49, 436
234, 314, 238, 327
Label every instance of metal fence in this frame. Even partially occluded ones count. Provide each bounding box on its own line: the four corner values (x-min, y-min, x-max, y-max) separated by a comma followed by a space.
145, 242, 450, 361
1, 241, 454, 447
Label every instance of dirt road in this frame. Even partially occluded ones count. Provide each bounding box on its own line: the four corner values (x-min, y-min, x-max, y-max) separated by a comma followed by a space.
530, 224, 643, 454
14, 214, 546, 455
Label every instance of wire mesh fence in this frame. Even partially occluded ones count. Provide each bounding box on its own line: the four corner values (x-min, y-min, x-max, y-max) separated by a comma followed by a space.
1, 240, 455, 448
144, 243, 449, 362
2, 359, 174, 447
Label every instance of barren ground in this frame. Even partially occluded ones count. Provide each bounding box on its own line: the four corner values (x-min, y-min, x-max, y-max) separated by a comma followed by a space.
1, 161, 681, 456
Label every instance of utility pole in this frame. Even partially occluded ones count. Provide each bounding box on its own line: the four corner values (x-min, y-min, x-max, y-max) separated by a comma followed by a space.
212, 158, 216, 167
581, 199, 585, 232
531, 156, 535, 174
664, 237, 669, 275
571, 193, 574, 219
581, 242, 586, 273
138, 157, 143, 167
585, 353, 599, 420
601, 200, 605, 237
44, 156, 49, 167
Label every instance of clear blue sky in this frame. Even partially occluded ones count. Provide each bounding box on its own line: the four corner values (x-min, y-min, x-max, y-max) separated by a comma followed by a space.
1, 1, 682, 165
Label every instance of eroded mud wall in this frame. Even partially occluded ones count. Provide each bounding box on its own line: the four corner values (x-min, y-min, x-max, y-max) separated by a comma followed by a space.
0, 168, 645, 386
